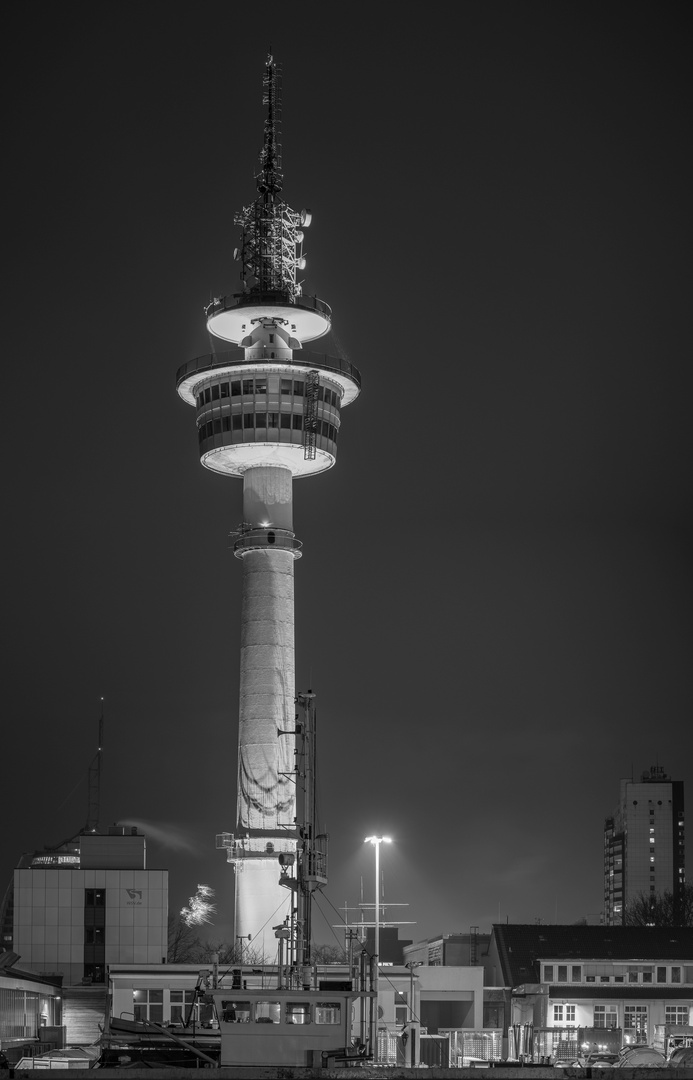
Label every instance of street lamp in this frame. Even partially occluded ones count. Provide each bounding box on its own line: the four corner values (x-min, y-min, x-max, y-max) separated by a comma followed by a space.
364, 835, 391, 1061
405, 961, 423, 1067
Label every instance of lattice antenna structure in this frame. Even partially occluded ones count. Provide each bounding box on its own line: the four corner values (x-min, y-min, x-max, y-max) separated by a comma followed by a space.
233, 54, 307, 303
258, 52, 283, 195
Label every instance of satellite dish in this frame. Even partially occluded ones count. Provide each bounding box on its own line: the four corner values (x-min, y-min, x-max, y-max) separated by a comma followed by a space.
233, 248, 240, 260
297, 256, 306, 270
296, 230, 304, 244
300, 209, 312, 227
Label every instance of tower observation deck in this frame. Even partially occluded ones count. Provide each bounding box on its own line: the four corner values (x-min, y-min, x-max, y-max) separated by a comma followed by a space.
176, 55, 361, 946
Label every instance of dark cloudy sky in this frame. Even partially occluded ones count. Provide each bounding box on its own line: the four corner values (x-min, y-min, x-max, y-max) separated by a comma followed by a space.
3, 3, 691, 949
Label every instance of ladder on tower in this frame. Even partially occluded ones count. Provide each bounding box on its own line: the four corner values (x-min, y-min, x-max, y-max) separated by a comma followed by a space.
303, 370, 319, 460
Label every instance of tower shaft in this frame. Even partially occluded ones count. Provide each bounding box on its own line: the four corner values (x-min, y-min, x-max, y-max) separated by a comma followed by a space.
234, 466, 297, 938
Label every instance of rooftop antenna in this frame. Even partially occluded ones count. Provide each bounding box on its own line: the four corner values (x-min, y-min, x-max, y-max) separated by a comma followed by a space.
85, 699, 104, 833
232, 52, 308, 302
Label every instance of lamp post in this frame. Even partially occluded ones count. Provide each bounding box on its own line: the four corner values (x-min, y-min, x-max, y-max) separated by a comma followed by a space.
405, 960, 423, 1067
364, 835, 391, 1062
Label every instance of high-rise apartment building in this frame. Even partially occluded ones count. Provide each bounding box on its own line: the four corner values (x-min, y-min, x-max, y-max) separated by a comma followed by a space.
604, 765, 685, 925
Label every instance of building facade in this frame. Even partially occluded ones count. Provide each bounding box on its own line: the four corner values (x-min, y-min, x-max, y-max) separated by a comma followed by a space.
488, 924, 693, 1060
604, 765, 685, 925
11, 829, 167, 986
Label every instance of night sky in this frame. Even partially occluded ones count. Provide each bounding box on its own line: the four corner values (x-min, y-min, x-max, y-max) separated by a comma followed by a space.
3, 4, 691, 950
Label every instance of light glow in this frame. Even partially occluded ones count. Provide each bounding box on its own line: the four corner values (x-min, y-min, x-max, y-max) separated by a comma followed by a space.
181, 883, 217, 926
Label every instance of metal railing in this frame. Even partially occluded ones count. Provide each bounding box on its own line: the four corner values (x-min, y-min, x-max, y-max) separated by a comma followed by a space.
176, 349, 361, 391
204, 290, 332, 322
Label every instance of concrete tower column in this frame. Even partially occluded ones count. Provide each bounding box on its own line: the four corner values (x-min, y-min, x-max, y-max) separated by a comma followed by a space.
234, 466, 296, 939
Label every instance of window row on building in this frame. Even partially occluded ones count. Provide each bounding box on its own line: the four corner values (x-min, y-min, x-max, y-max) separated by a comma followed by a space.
198, 415, 339, 444
219, 999, 342, 1025
543, 963, 691, 985
134, 989, 196, 1025
552, 1003, 689, 1030
196, 378, 341, 409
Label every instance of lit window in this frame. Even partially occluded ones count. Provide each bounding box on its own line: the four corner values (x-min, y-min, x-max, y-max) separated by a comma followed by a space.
255, 1001, 280, 1024
133, 989, 163, 1024
220, 1000, 251, 1023
671, 967, 681, 984
286, 1002, 310, 1025
553, 1005, 563, 1023
544, 966, 554, 982
315, 1002, 341, 1025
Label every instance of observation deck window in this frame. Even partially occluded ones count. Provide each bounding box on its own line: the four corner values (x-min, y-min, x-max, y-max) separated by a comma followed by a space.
212, 385, 220, 401
281, 414, 291, 429
221, 383, 229, 398
294, 380, 305, 395
233, 414, 242, 430
231, 380, 241, 397
243, 379, 253, 395
255, 412, 266, 428
255, 379, 267, 394
204, 388, 211, 404
292, 414, 302, 430
243, 413, 253, 429
268, 412, 278, 427
281, 379, 292, 394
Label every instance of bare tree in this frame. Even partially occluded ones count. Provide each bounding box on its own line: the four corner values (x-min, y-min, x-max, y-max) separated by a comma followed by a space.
167, 913, 202, 962
311, 943, 347, 964
624, 885, 693, 927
